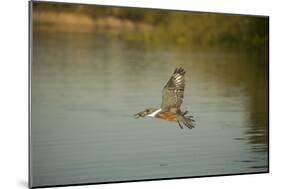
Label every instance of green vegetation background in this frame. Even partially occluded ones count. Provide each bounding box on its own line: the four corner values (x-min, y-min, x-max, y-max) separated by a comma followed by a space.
33, 2, 268, 49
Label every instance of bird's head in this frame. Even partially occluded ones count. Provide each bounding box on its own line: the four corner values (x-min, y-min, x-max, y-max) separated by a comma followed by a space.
134, 108, 158, 118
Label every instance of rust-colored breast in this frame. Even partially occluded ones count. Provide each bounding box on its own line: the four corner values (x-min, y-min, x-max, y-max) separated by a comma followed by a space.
156, 112, 177, 122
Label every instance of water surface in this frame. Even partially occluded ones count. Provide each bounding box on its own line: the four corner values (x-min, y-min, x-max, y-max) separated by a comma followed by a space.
31, 32, 268, 187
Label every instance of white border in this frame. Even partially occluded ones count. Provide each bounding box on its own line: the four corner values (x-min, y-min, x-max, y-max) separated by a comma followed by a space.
1, 0, 280, 189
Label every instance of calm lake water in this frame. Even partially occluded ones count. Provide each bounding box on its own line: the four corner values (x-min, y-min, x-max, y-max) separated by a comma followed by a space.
31, 32, 268, 187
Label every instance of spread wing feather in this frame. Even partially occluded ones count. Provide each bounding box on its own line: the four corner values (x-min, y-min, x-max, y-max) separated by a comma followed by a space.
160, 67, 185, 113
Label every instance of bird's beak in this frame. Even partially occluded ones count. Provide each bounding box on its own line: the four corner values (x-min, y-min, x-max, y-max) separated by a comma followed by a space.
134, 111, 146, 118
134, 113, 141, 119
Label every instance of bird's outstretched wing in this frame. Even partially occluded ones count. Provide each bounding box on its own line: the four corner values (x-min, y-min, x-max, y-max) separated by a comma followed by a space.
160, 67, 185, 113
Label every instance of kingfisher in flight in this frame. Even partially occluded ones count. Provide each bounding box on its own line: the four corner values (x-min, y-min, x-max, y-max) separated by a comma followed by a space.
134, 67, 195, 129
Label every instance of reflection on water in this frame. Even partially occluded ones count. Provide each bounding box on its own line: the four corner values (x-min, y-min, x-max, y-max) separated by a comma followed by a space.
31, 32, 268, 187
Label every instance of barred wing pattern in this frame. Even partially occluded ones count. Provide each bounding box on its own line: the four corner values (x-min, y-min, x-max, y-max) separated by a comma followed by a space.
160, 68, 185, 113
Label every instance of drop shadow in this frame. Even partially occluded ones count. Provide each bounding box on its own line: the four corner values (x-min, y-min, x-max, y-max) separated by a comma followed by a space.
18, 180, 28, 188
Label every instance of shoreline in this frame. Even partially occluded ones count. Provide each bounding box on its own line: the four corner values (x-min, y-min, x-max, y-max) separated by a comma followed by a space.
33, 11, 153, 33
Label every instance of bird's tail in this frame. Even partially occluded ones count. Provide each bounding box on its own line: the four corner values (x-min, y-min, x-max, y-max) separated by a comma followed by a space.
176, 111, 195, 129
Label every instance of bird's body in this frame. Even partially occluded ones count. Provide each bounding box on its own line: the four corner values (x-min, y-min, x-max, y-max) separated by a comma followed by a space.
146, 108, 177, 121
156, 112, 178, 122
135, 67, 195, 129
